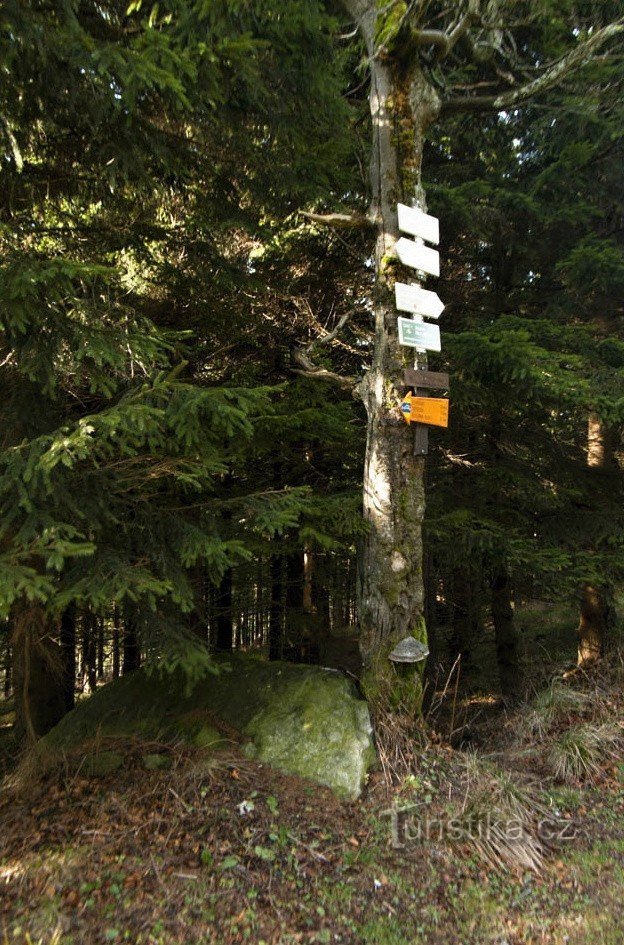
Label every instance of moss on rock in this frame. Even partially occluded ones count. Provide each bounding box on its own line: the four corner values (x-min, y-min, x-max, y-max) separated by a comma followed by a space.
39, 654, 376, 799
244, 671, 375, 799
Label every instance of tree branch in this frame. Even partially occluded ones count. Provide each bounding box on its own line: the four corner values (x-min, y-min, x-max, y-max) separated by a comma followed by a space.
300, 211, 373, 230
443, 17, 624, 112
291, 349, 358, 391
305, 313, 352, 355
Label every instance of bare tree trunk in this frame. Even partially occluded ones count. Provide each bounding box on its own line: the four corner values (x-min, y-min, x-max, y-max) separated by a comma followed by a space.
214, 568, 233, 652
578, 584, 606, 665
96, 617, 104, 680
122, 615, 141, 674
12, 606, 65, 742
268, 552, 283, 661
112, 605, 120, 679
491, 570, 523, 699
578, 413, 616, 665
343, 2, 440, 709
60, 605, 76, 713
3, 623, 11, 698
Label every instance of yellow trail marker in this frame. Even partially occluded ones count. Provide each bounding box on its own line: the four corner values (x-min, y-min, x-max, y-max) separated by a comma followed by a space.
400, 392, 449, 428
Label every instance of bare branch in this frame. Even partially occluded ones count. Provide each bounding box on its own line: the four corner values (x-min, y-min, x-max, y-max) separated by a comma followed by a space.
444, 17, 624, 112
291, 349, 358, 391
300, 211, 373, 230
413, 28, 450, 55
305, 313, 352, 355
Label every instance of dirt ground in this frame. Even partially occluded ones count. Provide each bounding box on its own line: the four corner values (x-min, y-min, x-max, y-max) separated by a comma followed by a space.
1, 656, 624, 945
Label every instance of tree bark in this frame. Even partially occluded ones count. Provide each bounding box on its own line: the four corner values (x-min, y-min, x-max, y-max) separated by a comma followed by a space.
60, 605, 76, 713
3, 623, 11, 697
12, 606, 65, 741
214, 568, 233, 652
122, 615, 141, 674
343, 2, 440, 704
112, 605, 120, 679
578, 412, 616, 665
491, 569, 523, 699
449, 565, 481, 668
268, 553, 283, 661
578, 584, 606, 665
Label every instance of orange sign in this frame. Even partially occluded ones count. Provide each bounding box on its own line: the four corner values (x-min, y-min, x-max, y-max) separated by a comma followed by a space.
400, 393, 449, 428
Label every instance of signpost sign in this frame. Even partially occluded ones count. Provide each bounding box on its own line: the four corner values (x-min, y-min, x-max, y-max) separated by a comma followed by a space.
397, 203, 440, 245
396, 238, 440, 277
395, 203, 448, 452
400, 392, 449, 428
397, 317, 441, 352
395, 282, 444, 320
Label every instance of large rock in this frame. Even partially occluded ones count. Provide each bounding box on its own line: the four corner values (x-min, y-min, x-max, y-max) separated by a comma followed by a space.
41, 654, 376, 799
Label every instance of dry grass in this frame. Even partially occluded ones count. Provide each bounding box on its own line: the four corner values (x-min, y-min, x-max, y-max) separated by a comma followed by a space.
451, 753, 548, 873
548, 722, 623, 784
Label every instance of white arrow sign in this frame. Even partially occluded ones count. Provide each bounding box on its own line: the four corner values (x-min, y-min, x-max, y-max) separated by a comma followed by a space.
396, 238, 440, 277
395, 282, 445, 320
397, 317, 441, 352
397, 203, 439, 245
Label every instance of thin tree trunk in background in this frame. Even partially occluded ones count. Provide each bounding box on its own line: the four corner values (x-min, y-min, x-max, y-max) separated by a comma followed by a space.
449, 566, 481, 667
123, 616, 141, 674
188, 566, 207, 639
112, 606, 120, 679
3, 624, 11, 697
214, 568, 233, 652
96, 617, 104, 680
578, 412, 615, 665
60, 605, 76, 713
81, 613, 97, 693
578, 584, 606, 665
491, 570, 523, 699
268, 553, 283, 661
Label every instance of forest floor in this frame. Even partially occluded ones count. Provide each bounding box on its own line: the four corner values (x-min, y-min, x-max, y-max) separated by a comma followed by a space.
1, 657, 624, 944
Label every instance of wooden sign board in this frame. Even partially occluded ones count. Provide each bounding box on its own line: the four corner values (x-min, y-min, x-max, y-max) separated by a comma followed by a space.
397, 204, 440, 245
401, 392, 449, 428
403, 369, 450, 390
396, 238, 440, 277
397, 317, 441, 352
395, 282, 444, 319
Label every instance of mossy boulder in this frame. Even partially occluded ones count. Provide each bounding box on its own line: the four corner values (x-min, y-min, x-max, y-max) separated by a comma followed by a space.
40, 654, 376, 799
244, 671, 375, 798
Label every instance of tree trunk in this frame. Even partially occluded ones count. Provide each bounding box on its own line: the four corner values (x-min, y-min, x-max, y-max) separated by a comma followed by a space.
3, 623, 11, 697
112, 606, 120, 679
96, 617, 104, 680
60, 605, 76, 713
449, 565, 481, 669
491, 570, 523, 699
123, 616, 141, 674
578, 412, 616, 665
268, 553, 283, 661
343, 2, 441, 707
12, 606, 65, 741
578, 584, 606, 666
81, 612, 97, 693
214, 568, 233, 652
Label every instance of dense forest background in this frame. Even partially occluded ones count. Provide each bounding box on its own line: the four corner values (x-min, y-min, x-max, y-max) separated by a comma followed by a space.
1, 0, 624, 740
